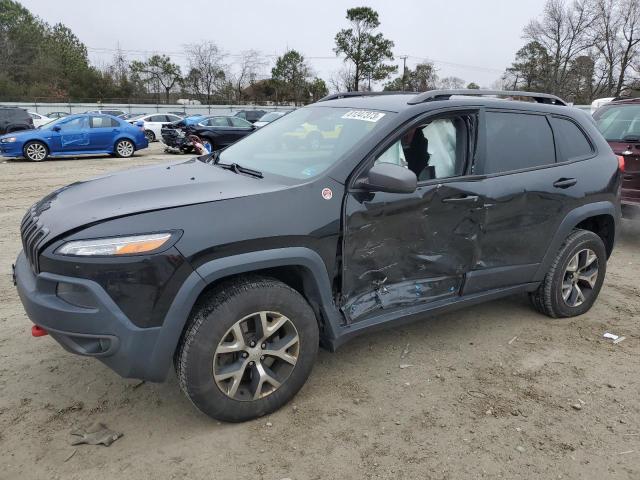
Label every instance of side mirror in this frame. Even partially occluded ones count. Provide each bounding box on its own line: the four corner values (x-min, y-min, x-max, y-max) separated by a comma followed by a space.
356, 163, 417, 194
52, 125, 61, 132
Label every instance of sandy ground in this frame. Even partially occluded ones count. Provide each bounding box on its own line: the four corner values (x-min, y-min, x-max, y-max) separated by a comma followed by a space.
0, 142, 638, 480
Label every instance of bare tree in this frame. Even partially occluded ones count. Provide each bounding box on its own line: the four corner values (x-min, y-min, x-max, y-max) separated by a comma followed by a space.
184, 41, 227, 105
617, 0, 640, 94
438, 76, 466, 89
524, 0, 596, 96
231, 50, 267, 102
328, 66, 355, 92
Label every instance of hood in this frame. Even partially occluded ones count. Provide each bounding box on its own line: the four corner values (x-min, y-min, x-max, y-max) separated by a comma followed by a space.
1, 128, 38, 140
29, 157, 287, 242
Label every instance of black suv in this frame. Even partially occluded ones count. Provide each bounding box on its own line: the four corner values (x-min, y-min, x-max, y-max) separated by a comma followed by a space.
0, 107, 34, 135
14, 90, 621, 422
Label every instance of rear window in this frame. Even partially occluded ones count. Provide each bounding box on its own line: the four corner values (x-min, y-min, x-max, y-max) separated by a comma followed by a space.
550, 117, 593, 161
483, 112, 556, 174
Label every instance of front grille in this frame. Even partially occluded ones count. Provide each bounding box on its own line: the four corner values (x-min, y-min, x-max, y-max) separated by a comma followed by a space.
20, 207, 49, 273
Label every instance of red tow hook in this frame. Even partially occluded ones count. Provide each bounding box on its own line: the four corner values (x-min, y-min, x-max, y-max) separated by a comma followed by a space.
31, 325, 48, 337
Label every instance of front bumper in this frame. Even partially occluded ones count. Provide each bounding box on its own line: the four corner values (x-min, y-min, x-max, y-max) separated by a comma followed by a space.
14, 251, 166, 380
0, 143, 22, 157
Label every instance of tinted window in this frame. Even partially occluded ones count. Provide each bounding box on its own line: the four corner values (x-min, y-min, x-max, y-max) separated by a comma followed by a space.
90, 116, 118, 128
166, 114, 181, 122
483, 112, 555, 174
230, 117, 252, 128
205, 117, 229, 127
550, 117, 592, 161
149, 115, 167, 122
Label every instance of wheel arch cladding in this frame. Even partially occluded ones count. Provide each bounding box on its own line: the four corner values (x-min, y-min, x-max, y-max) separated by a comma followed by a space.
149, 247, 341, 380
533, 201, 618, 282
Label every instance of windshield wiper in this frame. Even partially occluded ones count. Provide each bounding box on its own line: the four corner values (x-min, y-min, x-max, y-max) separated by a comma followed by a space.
216, 162, 263, 178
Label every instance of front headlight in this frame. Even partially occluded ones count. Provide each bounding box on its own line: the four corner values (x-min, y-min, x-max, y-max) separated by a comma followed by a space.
1, 137, 17, 143
56, 233, 173, 256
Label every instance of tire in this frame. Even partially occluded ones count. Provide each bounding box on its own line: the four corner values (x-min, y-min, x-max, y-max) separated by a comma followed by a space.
114, 139, 135, 158
529, 229, 607, 318
144, 130, 155, 142
23, 141, 48, 161
175, 276, 319, 422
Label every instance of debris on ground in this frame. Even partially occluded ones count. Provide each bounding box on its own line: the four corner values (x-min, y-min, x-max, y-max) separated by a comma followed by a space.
399, 364, 413, 369
603, 332, 619, 340
508, 336, 518, 345
70, 422, 123, 446
571, 403, 583, 411
613, 336, 626, 344
400, 343, 410, 359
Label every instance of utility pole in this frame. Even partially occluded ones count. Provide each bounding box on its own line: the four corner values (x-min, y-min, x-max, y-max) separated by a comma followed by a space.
400, 55, 408, 91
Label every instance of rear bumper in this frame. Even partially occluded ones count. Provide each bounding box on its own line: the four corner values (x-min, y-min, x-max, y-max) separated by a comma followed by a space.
14, 251, 167, 381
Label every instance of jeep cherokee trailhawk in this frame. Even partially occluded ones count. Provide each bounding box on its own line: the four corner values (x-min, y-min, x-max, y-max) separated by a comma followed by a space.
14, 90, 622, 422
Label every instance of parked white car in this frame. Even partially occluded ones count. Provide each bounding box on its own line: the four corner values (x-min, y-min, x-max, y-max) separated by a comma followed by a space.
128, 113, 183, 142
28, 112, 52, 128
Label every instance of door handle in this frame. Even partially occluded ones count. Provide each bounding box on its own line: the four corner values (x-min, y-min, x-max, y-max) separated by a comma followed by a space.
442, 194, 480, 204
623, 174, 634, 181
553, 178, 577, 189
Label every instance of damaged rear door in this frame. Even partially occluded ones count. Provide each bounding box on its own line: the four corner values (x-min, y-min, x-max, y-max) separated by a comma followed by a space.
341, 110, 485, 322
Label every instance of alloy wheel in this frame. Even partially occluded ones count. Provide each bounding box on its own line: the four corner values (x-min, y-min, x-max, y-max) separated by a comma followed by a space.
117, 140, 134, 157
25, 143, 47, 161
562, 248, 599, 307
213, 311, 300, 401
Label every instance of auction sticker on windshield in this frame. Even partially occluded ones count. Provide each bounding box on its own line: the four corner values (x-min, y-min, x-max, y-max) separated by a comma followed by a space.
341, 110, 386, 122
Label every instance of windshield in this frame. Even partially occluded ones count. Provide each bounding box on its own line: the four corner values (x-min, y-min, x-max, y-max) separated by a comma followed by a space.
594, 104, 640, 141
217, 106, 394, 179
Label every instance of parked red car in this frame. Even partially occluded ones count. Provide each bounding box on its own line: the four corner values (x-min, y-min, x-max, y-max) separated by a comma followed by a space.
594, 98, 640, 218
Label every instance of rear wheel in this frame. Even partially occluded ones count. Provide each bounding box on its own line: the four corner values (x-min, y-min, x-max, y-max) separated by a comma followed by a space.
144, 130, 155, 142
114, 139, 135, 158
175, 277, 319, 422
529, 229, 606, 318
23, 141, 48, 161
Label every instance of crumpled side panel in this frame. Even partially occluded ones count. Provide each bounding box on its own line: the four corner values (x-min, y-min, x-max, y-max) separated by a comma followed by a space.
342, 184, 483, 322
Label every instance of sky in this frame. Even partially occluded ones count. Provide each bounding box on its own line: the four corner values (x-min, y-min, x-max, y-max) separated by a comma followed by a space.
19, 0, 549, 88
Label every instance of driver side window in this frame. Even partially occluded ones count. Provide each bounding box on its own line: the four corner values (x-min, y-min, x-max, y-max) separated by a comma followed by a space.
374, 115, 473, 181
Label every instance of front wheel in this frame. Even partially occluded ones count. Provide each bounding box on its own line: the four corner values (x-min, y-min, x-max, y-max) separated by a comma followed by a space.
175, 277, 319, 422
23, 141, 48, 161
114, 139, 135, 158
144, 130, 155, 142
529, 229, 607, 318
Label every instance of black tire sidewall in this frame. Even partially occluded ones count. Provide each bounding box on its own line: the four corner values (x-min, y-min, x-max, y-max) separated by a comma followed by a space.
180, 281, 319, 422
550, 232, 607, 317
145, 130, 155, 142
23, 141, 48, 161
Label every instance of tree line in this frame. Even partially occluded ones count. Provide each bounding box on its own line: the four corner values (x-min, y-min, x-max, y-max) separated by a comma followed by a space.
503, 0, 640, 103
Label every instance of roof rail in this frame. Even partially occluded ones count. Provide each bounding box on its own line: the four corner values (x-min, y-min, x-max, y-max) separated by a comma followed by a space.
317, 91, 408, 102
408, 89, 567, 106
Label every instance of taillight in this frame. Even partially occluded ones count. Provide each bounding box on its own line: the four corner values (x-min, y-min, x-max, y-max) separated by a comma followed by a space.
618, 155, 625, 172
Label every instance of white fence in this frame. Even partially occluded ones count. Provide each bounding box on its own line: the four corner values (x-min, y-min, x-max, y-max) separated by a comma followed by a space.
0, 102, 294, 116
1, 101, 592, 116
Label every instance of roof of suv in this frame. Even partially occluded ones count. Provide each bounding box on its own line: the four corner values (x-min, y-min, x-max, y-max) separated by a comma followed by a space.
316, 89, 570, 115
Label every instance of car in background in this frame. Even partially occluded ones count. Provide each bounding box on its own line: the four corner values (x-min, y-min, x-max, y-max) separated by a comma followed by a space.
593, 98, 640, 217
253, 110, 292, 128
119, 112, 146, 120
0, 107, 33, 135
46, 112, 70, 120
168, 111, 187, 117
234, 109, 267, 124
186, 115, 255, 151
28, 112, 52, 128
128, 113, 183, 142
86, 109, 127, 117
0, 113, 148, 161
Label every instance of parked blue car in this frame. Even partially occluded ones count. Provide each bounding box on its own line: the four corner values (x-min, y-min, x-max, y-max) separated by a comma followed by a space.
0, 113, 148, 161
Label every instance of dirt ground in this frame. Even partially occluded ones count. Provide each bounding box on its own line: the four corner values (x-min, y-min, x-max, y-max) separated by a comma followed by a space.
0, 142, 638, 480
